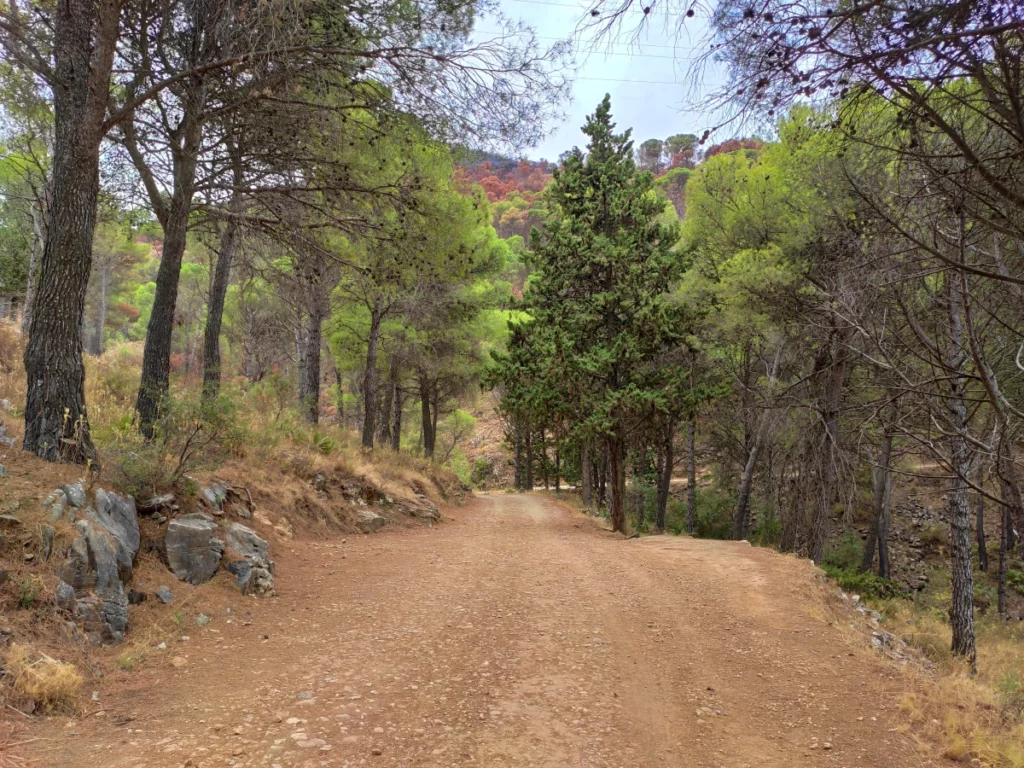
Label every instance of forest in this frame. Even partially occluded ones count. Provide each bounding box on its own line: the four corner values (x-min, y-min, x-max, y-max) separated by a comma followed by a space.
1, 0, 1024, 762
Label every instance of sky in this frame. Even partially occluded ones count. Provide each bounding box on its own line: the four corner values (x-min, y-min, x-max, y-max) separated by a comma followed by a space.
474, 0, 729, 162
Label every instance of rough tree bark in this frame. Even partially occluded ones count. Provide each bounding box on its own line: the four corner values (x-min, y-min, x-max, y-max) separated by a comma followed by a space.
23, 0, 122, 464
607, 433, 627, 534
377, 359, 397, 448
976, 477, 988, 574
686, 417, 697, 534
296, 310, 324, 424
946, 270, 976, 669
513, 420, 524, 490
419, 375, 435, 459
655, 421, 674, 532
390, 383, 403, 452
361, 295, 385, 449
525, 428, 534, 490
202, 186, 244, 399
581, 443, 593, 510
862, 422, 895, 578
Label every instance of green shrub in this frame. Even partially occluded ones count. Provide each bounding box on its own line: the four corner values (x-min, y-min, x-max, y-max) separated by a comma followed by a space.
822, 565, 902, 599
1007, 569, 1024, 596
693, 488, 735, 540
471, 457, 494, 486
821, 531, 864, 571
749, 504, 782, 547
103, 391, 248, 498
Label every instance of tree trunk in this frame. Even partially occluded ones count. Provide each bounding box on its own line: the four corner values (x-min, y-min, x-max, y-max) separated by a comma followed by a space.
655, 422, 673, 532
946, 271, 975, 669
809, 328, 851, 563
554, 446, 561, 492
525, 428, 534, 490
419, 375, 435, 459
607, 433, 627, 534
134, 105, 205, 436
378, 359, 397, 447
976, 478, 988, 573
90, 263, 109, 356
998, 496, 1011, 618
23, 0, 121, 464
513, 419, 524, 490
361, 296, 385, 450
390, 384, 403, 452
540, 428, 549, 489
202, 193, 242, 399
581, 443, 593, 510
598, 446, 608, 509
334, 366, 344, 425
733, 442, 760, 540
862, 428, 894, 575
686, 417, 697, 534
296, 311, 323, 424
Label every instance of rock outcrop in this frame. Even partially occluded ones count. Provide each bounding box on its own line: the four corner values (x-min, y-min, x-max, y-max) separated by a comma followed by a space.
165, 513, 224, 585
54, 489, 141, 645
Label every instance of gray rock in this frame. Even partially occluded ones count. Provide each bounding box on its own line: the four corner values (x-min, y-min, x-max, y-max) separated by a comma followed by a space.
94, 489, 141, 560
195, 613, 211, 627
223, 522, 275, 595
55, 581, 75, 608
44, 489, 70, 522
199, 482, 228, 510
224, 522, 270, 562
0, 464, 7, 478
355, 509, 389, 534
139, 493, 175, 512
55, 518, 132, 644
155, 586, 174, 604
62, 482, 87, 508
165, 513, 224, 585
0, 424, 14, 449
41, 524, 55, 560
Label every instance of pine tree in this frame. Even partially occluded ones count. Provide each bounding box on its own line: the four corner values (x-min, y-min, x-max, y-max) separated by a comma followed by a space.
524, 96, 687, 534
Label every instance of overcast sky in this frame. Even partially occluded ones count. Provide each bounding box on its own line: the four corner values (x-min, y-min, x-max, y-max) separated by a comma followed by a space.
474, 1, 729, 161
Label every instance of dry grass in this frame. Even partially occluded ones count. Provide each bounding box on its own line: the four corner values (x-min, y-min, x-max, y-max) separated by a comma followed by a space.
882, 601, 1024, 766
2, 644, 83, 714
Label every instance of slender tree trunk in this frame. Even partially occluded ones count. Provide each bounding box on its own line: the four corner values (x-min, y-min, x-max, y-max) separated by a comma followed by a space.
998, 497, 1010, 618
540, 428, 548, 489
655, 422, 674, 532
378, 359, 396, 447
513, 419, 524, 490
334, 366, 344, 425
733, 442, 760, 540
23, 0, 122, 464
361, 296, 385, 449
202, 193, 242, 399
598, 446, 608, 509
976, 477, 988, 573
862, 428, 895, 575
296, 311, 323, 424
686, 417, 697, 534
581, 443, 593, 510
525, 428, 534, 490
946, 270, 976, 669
390, 386, 403, 452
607, 433, 627, 534
134, 107, 205, 436
809, 328, 851, 563
419, 375, 435, 459
90, 263, 109, 356
554, 446, 561, 492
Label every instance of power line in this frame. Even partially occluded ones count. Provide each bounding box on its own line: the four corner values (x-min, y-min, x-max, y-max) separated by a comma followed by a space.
474, 30, 704, 53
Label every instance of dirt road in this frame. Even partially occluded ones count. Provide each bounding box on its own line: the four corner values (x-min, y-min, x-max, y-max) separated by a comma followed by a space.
19, 494, 940, 767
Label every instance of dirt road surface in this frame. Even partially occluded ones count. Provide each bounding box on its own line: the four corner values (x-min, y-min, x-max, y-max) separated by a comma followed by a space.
17, 494, 942, 767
